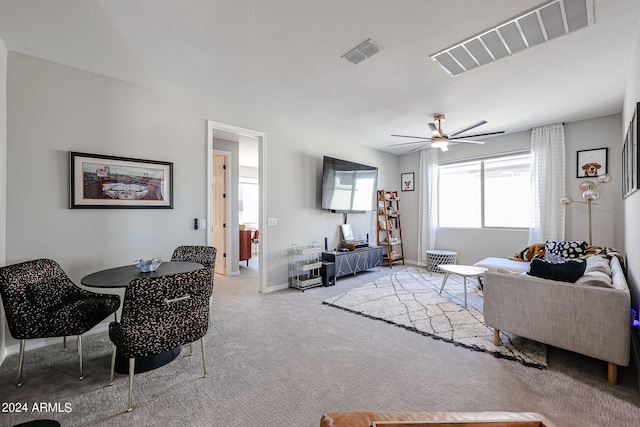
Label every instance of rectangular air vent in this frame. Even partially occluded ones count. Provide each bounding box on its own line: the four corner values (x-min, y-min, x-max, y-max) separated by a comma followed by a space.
342, 39, 384, 65
430, 0, 594, 77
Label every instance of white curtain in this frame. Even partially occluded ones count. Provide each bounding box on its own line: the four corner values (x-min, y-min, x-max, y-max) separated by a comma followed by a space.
418, 148, 438, 265
528, 123, 566, 244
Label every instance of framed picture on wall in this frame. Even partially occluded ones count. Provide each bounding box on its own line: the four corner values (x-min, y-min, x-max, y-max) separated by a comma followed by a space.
69, 151, 174, 208
401, 172, 414, 191
576, 147, 608, 178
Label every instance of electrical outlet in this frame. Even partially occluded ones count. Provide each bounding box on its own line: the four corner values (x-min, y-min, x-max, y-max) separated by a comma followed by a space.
267, 217, 277, 226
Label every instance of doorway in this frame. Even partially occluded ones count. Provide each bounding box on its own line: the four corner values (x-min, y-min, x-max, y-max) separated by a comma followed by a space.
207, 120, 266, 293
212, 153, 228, 276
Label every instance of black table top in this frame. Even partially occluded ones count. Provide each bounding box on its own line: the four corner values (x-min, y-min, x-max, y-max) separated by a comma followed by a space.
80, 261, 204, 288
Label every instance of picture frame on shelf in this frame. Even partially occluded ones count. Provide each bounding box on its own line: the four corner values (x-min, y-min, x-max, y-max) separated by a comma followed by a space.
576, 147, 608, 178
401, 172, 414, 191
69, 151, 174, 209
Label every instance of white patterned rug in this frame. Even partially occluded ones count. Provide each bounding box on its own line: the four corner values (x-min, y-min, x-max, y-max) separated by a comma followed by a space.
323, 267, 547, 368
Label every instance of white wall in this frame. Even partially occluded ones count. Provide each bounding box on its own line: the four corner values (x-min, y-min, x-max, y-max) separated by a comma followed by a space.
0, 37, 7, 361
399, 115, 623, 266
564, 114, 623, 248
623, 9, 640, 308
2, 52, 398, 348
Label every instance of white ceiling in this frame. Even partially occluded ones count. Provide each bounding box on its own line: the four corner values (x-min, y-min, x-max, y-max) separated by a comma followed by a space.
0, 0, 638, 156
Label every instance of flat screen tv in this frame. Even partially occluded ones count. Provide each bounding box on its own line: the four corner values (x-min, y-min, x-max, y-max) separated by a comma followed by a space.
321, 156, 378, 213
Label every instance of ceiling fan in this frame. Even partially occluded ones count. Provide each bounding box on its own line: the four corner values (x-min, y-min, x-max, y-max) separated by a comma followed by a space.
389, 114, 504, 152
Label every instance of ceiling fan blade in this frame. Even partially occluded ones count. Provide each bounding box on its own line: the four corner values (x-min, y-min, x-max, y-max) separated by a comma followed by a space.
428, 122, 440, 137
409, 143, 429, 152
448, 139, 486, 144
448, 120, 487, 137
387, 140, 432, 147
455, 130, 505, 139
390, 134, 431, 140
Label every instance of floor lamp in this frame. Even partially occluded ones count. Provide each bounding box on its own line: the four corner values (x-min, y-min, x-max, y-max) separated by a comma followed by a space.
561, 173, 612, 245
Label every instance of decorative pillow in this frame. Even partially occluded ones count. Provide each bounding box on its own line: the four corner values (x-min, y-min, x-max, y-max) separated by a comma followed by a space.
545, 240, 587, 259
528, 258, 586, 283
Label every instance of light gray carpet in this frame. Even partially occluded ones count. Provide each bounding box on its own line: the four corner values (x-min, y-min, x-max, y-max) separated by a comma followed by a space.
1, 262, 639, 427
323, 267, 547, 368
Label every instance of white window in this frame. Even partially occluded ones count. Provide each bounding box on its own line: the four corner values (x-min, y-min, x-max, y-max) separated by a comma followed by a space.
438, 153, 532, 228
239, 178, 259, 225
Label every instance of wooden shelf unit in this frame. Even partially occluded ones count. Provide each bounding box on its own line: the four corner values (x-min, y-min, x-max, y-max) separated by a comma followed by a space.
376, 189, 405, 268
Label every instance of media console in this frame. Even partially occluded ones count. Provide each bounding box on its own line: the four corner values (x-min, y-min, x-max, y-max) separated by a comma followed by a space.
322, 246, 383, 281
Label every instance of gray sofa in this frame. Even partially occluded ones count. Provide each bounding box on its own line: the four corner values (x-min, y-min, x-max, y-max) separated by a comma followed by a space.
483, 255, 630, 384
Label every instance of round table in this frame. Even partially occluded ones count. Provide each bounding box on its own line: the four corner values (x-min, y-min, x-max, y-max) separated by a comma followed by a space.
425, 249, 458, 274
81, 261, 204, 289
81, 261, 204, 374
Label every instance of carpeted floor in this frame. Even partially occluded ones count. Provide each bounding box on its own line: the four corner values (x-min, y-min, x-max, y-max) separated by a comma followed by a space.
323, 267, 547, 368
1, 263, 639, 426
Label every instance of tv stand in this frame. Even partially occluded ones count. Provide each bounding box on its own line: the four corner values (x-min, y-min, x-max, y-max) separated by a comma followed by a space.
322, 246, 383, 281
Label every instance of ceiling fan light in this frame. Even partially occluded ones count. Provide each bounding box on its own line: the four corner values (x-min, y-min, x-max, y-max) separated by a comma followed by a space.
431, 136, 448, 150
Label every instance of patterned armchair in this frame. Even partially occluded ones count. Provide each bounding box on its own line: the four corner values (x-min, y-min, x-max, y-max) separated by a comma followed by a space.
108, 268, 213, 412
0, 259, 120, 386
171, 245, 217, 275
171, 245, 217, 327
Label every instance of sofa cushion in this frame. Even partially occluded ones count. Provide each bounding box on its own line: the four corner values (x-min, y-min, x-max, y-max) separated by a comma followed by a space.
528, 258, 586, 282
584, 255, 612, 275
474, 257, 530, 273
575, 270, 613, 288
545, 240, 587, 259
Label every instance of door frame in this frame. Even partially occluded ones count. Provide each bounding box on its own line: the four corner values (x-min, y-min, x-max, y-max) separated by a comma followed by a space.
207, 120, 266, 293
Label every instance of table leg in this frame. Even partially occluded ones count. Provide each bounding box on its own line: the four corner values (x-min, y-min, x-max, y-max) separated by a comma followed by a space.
439, 272, 450, 294
463, 276, 468, 308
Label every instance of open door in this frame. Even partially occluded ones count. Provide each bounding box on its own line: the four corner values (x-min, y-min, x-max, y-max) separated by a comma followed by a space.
212, 154, 227, 275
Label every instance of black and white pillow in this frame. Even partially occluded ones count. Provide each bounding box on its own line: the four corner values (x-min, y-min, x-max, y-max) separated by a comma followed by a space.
545, 240, 587, 259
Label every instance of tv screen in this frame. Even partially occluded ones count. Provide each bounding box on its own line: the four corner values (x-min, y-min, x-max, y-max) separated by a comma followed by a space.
321, 156, 378, 212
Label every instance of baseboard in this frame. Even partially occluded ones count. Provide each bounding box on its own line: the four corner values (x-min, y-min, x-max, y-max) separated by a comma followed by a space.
264, 282, 290, 293
2, 322, 110, 359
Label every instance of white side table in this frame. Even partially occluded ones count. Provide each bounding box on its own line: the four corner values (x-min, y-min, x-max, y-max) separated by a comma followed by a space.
438, 264, 487, 308
425, 250, 457, 273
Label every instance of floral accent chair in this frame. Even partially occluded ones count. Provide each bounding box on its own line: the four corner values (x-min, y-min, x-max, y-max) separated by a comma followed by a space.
108, 268, 213, 412
0, 258, 120, 386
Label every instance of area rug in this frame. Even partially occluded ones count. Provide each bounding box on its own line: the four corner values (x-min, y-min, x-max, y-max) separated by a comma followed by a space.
323, 267, 547, 368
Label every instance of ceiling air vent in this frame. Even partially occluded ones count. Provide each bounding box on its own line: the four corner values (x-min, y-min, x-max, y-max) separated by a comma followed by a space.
430, 0, 594, 77
342, 39, 384, 65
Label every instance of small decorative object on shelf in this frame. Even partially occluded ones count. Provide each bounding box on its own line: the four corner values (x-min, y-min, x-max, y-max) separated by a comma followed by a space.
288, 242, 323, 291
376, 189, 405, 268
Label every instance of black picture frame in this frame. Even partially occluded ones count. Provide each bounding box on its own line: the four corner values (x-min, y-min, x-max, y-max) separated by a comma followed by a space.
69, 151, 174, 209
401, 172, 414, 191
576, 147, 608, 178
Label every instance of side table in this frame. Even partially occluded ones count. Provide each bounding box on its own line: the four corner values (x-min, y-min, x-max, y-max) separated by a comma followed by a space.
438, 264, 487, 308
426, 249, 457, 273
